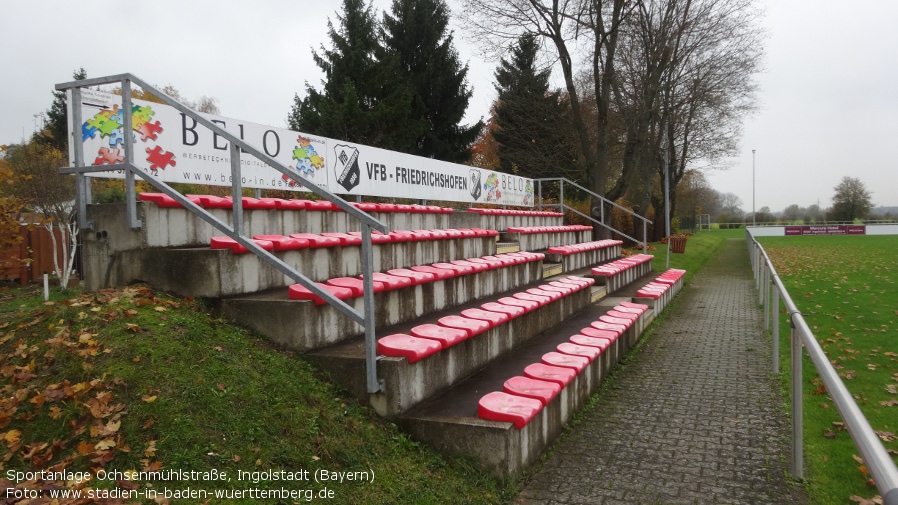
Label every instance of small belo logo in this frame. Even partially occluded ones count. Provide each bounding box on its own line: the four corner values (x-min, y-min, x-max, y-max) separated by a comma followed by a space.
334, 145, 361, 192
469, 169, 482, 201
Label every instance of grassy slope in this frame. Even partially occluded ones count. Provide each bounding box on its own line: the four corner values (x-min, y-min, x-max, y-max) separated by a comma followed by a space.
760, 235, 898, 505
0, 285, 513, 504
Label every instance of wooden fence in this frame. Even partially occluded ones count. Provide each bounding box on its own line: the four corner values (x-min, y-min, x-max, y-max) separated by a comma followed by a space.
0, 225, 72, 286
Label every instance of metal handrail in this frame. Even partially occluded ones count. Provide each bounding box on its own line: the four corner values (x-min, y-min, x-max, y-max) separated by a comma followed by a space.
534, 177, 650, 254
56, 74, 389, 394
746, 230, 898, 504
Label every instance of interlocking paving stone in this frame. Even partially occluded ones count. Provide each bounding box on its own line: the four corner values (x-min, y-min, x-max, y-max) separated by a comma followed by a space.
516, 239, 806, 505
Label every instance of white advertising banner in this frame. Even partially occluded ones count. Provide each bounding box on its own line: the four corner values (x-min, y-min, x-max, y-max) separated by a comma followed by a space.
74, 89, 535, 207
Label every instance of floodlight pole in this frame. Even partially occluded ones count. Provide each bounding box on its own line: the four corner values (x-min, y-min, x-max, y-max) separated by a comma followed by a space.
751, 149, 755, 226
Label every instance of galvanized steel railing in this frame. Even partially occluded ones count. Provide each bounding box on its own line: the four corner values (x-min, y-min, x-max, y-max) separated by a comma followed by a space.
534, 177, 649, 254
56, 74, 389, 394
747, 230, 898, 504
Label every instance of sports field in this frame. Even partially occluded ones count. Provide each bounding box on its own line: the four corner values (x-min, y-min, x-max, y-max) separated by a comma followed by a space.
759, 234, 898, 505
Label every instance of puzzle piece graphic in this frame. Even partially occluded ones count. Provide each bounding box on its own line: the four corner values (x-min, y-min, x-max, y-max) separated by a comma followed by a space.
131, 105, 155, 129
107, 128, 136, 147
98, 104, 120, 119
146, 146, 176, 173
308, 154, 325, 169
86, 115, 110, 134
138, 120, 163, 141
295, 158, 315, 175
93, 147, 124, 165
292, 146, 307, 162
296, 136, 311, 149
82, 122, 98, 141
95, 116, 122, 137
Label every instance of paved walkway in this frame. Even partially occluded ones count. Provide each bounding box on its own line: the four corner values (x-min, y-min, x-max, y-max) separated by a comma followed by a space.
516, 238, 806, 505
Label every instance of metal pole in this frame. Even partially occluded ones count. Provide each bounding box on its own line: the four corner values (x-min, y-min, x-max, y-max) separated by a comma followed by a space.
230, 142, 244, 237
664, 121, 671, 269
121, 79, 141, 230
763, 264, 770, 330
71, 88, 93, 230
772, 286, 780, 374
751, 149, 756, 226
361, 224, 382, 393
791, 314, 804, 480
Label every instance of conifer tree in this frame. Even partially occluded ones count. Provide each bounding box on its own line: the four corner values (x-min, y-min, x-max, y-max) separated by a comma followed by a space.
289, 0, 412, 149
492, 34, 577, 180
35, 68, 87, 154
382, 0, 482, 162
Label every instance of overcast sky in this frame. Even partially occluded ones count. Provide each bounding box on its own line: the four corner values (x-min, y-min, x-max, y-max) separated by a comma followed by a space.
2, 0, 896, 213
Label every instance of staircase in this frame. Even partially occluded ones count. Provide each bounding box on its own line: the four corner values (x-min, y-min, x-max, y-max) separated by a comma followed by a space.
82, 196, 685, 478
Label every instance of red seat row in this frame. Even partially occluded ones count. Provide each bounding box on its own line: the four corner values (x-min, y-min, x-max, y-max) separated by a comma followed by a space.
376, 276, 596, 363
468, 208, 563, 217
547, 239, 623, 256
209, 228, 499, 253
590, 253, 654, 277
636, 269, 686, 299
288, 251, 547, 305
506, 225, 592, 234
138, 193, 453, 213
477, 301, 648, 428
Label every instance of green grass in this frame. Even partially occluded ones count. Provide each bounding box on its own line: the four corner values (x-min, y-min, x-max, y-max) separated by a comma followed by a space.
624, 228, 744, 285
0, 285, 514, 504
758, 235, 898, 505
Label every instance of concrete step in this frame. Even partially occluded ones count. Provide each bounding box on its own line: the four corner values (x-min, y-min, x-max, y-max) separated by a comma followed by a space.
213, 260, 544, 352
306, 277, 598, 417
398, 301, 654, 478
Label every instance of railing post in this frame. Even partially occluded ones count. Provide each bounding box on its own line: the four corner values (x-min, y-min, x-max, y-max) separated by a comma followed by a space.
763, 265, 770, 329
772, 285, 780, 375
559, 180, 564, 215
642, 221, 647, 254
537, 180, 542, 211
121, 79, 141, 230
230, 142, 244, 237
361, 224, 382, 393
70, 87, 93, 230
791, 314, 804, 480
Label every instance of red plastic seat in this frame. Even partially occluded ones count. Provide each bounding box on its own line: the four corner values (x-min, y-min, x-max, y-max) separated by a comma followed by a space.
539, 285, 572, 298
452, 260, 489, 273
274, 199, 308, 210
570, 334, 612, 350
305, 200, 339, 211
409, 230, 434, 240
557, 342, 601, 363
139, 192, 183, 208
387, 268, 436, 285
497, 296, 539, 313
606, 309, 639, 322
365, 273, 413, 290
252, 234, 310, 251
321, 232, 363, 246
541, 351, 589, 373
325, 277, 366, 297
514, 292, 551, 307
482, 255, 516, 267
460, 308, 509, 328
377, 333, 441, 363
591, 320, 627, 333
433, 262, 474, 275
523, 363, 576, 387
427, 229, 449, 239
346, 231, 393, 244
503, 376, 561, 406
466, 257, 502, 270
437, 315, 490, 338
410, 324, 468, 348
288, 283, 355, 305
210, 236, 274, 254
191, 194, 232, 209
289, 233, 342, 248
612, 305, 644, 316
581, 327, 621, 340
526, 288, 561, 302
240, 197, 278, 209
481, 302, 526, 319
600, 315, 633, 328
410, 265, 457, 280
477, 391, 543, 429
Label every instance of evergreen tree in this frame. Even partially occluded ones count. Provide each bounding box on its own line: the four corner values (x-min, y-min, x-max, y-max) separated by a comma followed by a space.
35, 68, 87, 154
382, 0, 482, 162
492, 34, 577, 180
289, 0, 413, 149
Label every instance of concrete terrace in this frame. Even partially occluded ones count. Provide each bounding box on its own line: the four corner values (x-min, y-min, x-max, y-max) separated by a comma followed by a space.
516, 238, 807, 505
